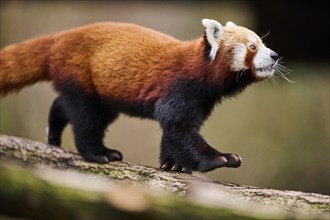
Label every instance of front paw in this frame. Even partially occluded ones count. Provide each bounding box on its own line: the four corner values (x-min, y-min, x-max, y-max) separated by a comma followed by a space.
222, 153, 242, 168
197, 152, 242, 172
160, 161, 192, 174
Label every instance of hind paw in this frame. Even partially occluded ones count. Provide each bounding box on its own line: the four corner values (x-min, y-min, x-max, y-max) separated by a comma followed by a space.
81, 148, 123, 163
103, 148, 123, 161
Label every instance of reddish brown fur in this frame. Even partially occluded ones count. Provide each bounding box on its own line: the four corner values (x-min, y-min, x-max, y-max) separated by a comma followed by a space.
0, 22, 258, 101
0, 36, 53, 95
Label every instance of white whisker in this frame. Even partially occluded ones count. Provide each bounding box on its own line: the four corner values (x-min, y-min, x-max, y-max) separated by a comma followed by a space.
273, 59, 295, 83
264, 78, 270, 85
269, 76, 277, 85
277, 65, 292, 74
276, 69, 295, 83
261, 30, 271, 41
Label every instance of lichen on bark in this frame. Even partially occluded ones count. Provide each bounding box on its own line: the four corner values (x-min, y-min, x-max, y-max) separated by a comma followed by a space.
0, 134, 329, 219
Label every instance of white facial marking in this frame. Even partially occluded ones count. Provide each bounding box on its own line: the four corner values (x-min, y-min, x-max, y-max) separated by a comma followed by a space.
247, 35, 257, 44
231, 43, 247, 71
201, 18, 223, 60
253, 45, 276, 78
226, 21, 236, 27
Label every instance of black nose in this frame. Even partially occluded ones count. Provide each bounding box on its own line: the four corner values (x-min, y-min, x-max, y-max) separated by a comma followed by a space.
270, 51, 279, 61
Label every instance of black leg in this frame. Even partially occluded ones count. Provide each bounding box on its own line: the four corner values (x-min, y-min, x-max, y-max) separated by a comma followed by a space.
47, 96, 69, 146
155, 81, 242, 173
59, 89, 122, 163
72, 106, 122, 163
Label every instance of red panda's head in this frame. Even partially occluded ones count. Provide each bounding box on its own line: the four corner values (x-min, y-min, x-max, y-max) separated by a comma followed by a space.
202, 19, 279, 81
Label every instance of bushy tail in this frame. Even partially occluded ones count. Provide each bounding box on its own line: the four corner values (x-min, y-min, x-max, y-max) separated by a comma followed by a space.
0, 36, 53, 96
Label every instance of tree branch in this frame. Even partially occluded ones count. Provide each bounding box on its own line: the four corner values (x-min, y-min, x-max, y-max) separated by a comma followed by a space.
0, 134, 329, 219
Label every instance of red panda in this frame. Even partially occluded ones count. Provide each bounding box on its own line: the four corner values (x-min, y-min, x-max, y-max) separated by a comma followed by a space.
0, 19, 279, 173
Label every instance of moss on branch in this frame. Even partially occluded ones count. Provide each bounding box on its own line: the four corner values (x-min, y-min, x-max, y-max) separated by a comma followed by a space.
0, 134, 329, 219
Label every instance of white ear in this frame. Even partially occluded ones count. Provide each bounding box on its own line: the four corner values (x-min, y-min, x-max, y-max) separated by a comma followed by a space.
201, 18, 223, 60
226, 21, 236, 27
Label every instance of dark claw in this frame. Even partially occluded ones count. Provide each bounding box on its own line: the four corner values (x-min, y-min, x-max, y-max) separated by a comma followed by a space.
98, 156, 109, 163
217, 156, 228, 166
82, 148, 123, 163
223, 153, 242, 168
83, 154, 109, 164
113, 152, 122, 160
160, 162, 192, 174
107, 151, 123, 161
181, 167, 192, 174
108, 152, 122, 161
171, 164, 178, 171
104, 149, 123, 162
160, 162, 171, 170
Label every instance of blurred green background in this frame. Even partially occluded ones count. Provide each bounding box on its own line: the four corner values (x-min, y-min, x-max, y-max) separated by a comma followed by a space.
0, 1, 329, 195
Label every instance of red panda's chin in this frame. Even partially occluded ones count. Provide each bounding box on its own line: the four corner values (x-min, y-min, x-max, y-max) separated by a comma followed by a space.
252, 65, 275, 80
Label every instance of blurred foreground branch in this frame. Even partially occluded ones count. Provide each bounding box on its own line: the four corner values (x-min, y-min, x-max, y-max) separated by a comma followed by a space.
0, 134, 329, 220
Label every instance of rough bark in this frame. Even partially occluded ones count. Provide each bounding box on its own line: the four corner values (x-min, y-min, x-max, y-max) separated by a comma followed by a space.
0, 134, 329, 220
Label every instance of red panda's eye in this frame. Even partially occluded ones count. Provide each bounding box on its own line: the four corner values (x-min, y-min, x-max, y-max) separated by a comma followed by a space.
249, 45, 256, 50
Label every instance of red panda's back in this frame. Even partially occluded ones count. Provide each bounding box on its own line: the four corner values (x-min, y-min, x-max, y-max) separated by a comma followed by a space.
48, 22, 180, 100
